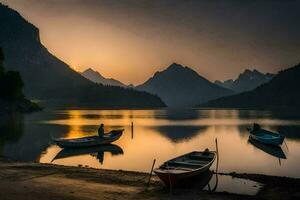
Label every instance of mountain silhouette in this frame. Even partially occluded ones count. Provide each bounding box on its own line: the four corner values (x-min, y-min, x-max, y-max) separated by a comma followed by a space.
136, 63, 233, 107
215, 69, 274, 93
201, 63, 300, 109
81, 68, 127, 87
0, 4, 165, 108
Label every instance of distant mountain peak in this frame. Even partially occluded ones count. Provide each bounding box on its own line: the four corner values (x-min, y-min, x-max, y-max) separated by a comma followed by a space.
82, 67, 102, 76
162, 63, 200, 78
215, 68, 275, 93
168, 62, 183, 69
84, 68, 96, 73
244, 69, 252, 73
163, 63, 186, 73
240, 69, 262, 78
136, 63, 233, 107
202, 63, 300, 108
81, 67, 127, 87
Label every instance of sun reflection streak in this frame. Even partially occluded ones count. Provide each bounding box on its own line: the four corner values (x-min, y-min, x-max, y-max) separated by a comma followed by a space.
38, 109, 300, 178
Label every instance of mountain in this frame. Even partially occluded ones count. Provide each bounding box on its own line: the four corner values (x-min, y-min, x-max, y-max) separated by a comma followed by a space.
215, 69, 274, 93
81, 68, 127, 87
200, 63, 300, 109
0, 4, 165, 108
136, 63, 233, 107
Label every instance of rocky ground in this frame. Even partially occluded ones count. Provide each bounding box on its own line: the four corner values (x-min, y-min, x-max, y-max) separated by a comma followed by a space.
0, 157, 299, 200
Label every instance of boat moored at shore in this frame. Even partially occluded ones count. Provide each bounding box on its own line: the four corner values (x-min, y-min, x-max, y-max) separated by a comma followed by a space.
154, 149, 216, 187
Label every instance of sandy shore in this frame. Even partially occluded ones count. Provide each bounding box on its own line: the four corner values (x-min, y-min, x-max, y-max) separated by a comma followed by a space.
0, 157, 299, 200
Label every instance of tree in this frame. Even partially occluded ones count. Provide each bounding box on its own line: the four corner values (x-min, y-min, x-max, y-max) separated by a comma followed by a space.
0, 47, 24, 100
1, 71, 24, 100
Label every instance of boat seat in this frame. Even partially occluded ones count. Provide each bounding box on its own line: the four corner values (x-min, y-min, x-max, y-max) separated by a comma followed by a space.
164, 167, 194, 172
172, 161, 204, 167
184, 160, 208, 164
189, 155, 213, 160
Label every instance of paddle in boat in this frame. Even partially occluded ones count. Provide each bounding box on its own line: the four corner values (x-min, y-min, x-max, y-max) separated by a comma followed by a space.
52, 129, 124, 148
154, 149, 217, 187
247, 123, 285, 146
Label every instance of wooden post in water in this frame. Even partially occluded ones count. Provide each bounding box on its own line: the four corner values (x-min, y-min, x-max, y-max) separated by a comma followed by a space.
212, 138, 219, 192
167, 162, 172, 195
279, 158, 281, 166
147, 159, 156, 187
131, 122, 134, 139
215, 138, 219, 163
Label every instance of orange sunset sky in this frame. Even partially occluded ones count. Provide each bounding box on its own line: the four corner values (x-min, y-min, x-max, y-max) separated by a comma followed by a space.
1, 0, 300, 85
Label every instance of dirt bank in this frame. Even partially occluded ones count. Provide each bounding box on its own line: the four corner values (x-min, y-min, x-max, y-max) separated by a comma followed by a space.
0, 157, 298, 200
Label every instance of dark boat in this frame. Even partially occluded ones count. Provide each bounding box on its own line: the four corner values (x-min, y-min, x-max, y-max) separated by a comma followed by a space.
52, 144, 124, 161
176, 170, 214, 189
154, 149, 216, 187
248, 137, 286, 159
247, 123, 285, 146
53, 129, 124, 148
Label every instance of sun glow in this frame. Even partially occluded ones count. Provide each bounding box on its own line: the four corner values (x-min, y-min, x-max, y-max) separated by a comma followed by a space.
70, 65, 78, 72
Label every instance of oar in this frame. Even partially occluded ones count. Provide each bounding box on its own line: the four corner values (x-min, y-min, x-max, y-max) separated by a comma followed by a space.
147, 159, 156, 187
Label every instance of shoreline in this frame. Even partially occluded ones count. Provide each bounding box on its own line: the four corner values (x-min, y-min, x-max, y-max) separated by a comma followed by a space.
1, 157, 299, 200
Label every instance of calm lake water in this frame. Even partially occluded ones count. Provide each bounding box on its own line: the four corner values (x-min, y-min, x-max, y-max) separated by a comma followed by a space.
1, 109, 300, 194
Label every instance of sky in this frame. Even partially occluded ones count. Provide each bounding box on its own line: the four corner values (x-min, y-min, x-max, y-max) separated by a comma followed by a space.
1, 0, 300, 85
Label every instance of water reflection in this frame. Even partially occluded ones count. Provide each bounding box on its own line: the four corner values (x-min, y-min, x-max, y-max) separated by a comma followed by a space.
277, 125, 300, 141
52, 144, 123, 164
172, 170, 214, 189
1, 109, 300, 179
158, 109, 200, 120
204, 173, 262, 195
248, 137, 287, 159
149, 125, 207, 142
165, 170, 262, 195
0, 113, 24, 147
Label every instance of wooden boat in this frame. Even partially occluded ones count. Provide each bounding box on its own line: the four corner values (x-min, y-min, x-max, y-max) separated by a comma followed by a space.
53, 129, 124, 148
247, 124, 284, 146
154, 149, 216, 187
52, 144, 124, 161
174, 170, 213, 189
248, 137, 286, 159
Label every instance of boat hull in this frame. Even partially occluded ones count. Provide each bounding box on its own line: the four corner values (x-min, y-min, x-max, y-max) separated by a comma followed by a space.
249, 133, 284, 146
155, 164, 213, 187
154, 151, 216, 187
53, 130, 123, 148
247, 126, 285, 146
248, 137, 286, 159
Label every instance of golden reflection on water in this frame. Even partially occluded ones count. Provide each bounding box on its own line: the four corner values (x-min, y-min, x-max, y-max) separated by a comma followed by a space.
39, 109, 300, 177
